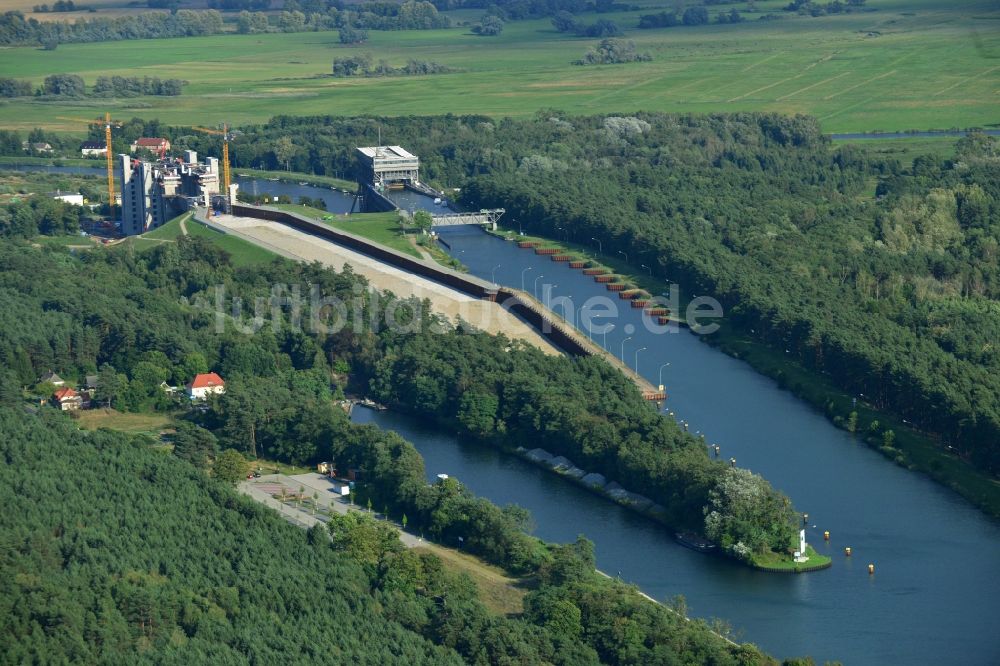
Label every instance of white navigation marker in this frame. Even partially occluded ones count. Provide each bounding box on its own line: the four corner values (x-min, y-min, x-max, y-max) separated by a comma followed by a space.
794, 529, 809, 563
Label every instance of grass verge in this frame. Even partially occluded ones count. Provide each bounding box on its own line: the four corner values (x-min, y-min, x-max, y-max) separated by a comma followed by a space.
413, 544, 529, 616
271, 204, 424, 259
750, 545, 832, 573
75, 408, 172, 434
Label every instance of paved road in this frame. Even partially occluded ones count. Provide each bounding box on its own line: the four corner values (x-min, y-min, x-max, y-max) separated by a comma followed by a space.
239, 473, 425, 547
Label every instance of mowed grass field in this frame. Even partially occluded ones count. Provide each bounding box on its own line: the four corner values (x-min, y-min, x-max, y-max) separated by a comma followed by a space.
0, 0, 996, 134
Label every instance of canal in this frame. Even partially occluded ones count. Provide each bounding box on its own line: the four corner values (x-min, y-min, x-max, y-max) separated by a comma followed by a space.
351, 224, 1000, 665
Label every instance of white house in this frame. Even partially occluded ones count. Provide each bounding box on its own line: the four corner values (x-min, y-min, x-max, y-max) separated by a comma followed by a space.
186, 372, 225, 400
80, 141, 107, 157
39, 371, 65, 387
52, 387, 82, 411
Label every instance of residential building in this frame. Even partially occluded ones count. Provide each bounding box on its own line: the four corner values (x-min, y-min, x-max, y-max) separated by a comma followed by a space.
131, 137, 171, 155
39, 371, 65, 386
80, 141, 107, 157
186, 372, 225, 400
23, 141, 53, 153
52, 387, 82, 411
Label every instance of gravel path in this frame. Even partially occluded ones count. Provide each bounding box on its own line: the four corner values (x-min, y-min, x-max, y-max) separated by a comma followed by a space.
239, 473, 426, 548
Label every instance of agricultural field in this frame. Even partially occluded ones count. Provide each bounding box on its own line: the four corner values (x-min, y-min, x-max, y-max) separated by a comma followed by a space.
0, 0, 996, 134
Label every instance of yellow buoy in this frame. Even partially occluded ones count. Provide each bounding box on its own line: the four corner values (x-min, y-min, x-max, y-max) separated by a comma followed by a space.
845, 547, 852, 556
824, 531, 830, 541
868, 563, 875, 575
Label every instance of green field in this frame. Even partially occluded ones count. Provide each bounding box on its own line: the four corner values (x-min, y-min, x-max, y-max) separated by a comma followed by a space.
133, 212, 278, 266
273, 204, 423, 258
0, 0, 996, 134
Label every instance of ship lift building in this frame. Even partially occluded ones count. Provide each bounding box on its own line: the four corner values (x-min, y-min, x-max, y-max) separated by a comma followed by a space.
356, 146, 420, 190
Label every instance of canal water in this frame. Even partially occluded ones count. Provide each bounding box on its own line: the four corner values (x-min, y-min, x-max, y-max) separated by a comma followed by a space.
350, 224, 1000, 665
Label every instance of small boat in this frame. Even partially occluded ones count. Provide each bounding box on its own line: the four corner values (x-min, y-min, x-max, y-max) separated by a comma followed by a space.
675, 532, 716, 553
433, 197, 442, 204
298, 181, 308, 185
267, 177, 279, 181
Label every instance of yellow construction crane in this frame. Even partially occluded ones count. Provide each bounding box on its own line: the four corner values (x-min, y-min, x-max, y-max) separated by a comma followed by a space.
57, 114, 121, 217
193, 124, 232, 206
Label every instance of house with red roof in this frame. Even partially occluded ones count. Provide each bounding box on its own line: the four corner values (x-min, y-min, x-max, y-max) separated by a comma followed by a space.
186, 372, 225, 400
130, 137, 171, 155
52, 387, 83, 411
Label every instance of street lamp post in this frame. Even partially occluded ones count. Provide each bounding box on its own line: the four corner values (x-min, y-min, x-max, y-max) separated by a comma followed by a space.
521, 266, 533, 291
618, 250, 628, 264
592, 314, 612, 348
620, 336, 632, 363
658, 362, 671, 390
641, 264, 652, 275
591, 237, 602, 254
634, 347, 646, 373
533, 274, 545, 299
491, 263, 501, 286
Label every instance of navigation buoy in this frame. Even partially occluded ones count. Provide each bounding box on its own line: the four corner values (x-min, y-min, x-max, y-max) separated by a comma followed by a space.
845, 547, 852, 556
868, 563, 875, 575
824, 531, 830, 541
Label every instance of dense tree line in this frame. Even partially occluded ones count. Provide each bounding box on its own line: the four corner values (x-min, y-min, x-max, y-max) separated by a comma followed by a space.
0, 9, 224, 46
0, 196, 84, 236
32, 0, 82, 12
786, 0, 866, 16
203, 114, 1000, 481
332, 54, 454, 77
0, 237, 786, 664
4, 73, 185, 97
638, 5, 716, 28
233, 1, 448, 36
0, 77, 33, 98
429, 0, 630, 20
92, 75, 184, 96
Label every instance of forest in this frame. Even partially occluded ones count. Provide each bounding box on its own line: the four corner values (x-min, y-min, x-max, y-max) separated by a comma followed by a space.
0, 0, 449, 46
166, 113, 997, 481
0, 237, 788, 663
